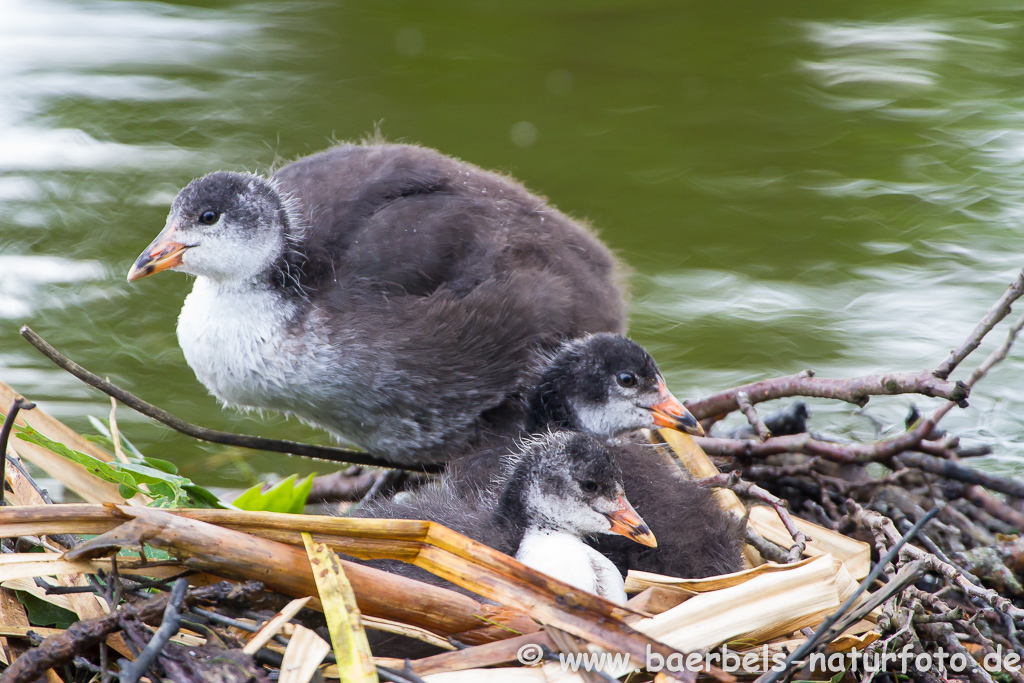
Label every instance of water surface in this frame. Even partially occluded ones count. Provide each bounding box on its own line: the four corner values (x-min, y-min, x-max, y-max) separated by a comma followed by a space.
3, 0, 1024, 493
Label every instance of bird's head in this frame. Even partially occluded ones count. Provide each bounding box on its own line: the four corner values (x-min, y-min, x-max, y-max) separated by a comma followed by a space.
510, 431, 657, 547
531, 333, 704, 438
127, 172, 294, 284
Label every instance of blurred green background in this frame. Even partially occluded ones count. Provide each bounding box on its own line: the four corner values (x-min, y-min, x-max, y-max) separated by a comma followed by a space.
3, 0, 1024, 495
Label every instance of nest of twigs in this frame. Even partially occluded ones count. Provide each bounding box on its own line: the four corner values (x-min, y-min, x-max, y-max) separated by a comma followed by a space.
3, 270, 1024, 683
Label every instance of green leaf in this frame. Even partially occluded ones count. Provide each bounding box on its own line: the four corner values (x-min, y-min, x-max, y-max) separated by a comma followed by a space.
142, 457, 178, 475
16, 592, 78, 629
233, 474, 314, 514
14, 422, 228, 509
86, 415, 146, 460
184, 484, 231, 509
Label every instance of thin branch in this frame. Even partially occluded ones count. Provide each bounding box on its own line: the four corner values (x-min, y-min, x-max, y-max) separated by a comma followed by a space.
744, 526, 789, 563
686, 369, 968, 419
696, 418, 934, 464
850, 504, 1024, 620
699, 277, 1024, 468
897, 452, 1024, 500
934, 269, 1024, 379
698, 472, 807, 562
19, 326, 439, 473
756, 507, 940, 683
0, 581, 262, 683
0, 397, 36, 506
117, 577, 189, 683
735, 391, 771, 441
962, 486, 1024, 530
689, 269, 1024, 423
966, 309, 1024, 386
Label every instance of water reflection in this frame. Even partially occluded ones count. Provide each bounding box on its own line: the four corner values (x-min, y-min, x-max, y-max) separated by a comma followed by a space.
2, 0, 1024, 489
0, 0, 244, 172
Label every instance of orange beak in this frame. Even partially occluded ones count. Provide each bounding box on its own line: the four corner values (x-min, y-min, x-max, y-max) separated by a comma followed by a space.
649, 380, 705, 436
127, 225, 187, 282
603, 493, 657, 547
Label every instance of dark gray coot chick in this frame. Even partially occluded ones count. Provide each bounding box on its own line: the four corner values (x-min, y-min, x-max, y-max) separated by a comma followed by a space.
449, 333, 746, 581
127, 142, 625, 466
356, 431, 654, 601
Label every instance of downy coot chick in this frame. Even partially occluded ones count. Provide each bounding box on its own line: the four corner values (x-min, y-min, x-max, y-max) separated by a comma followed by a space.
357, 431, 656, 604
127, 142, 625, 465
451, 333, 745, 580
449, 332, 703, 484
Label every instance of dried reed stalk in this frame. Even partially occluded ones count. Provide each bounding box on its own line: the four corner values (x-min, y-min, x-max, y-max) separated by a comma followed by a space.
656, 429, 870, 578
0, 380, 126, 504
0, 503, 692, 675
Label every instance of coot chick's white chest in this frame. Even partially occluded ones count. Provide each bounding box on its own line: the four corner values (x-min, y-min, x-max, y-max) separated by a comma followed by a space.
177, 279, 301, 410
516, 529, 627, 603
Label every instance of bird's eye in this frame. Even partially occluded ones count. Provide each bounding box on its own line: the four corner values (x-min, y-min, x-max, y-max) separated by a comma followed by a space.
616, 372, 637, 388
581, 481, 599, 493
199, 210, 219, 225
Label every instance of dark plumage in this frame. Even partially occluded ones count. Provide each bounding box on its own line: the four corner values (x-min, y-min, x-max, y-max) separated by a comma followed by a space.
591, 442, 746, 579
448, 334, 745, 580
128, 142, 625, 465
356, 431, 653, 657
356, 432, 651, 598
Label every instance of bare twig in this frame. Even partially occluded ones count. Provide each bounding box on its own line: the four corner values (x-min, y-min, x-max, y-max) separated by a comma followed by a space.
698, 472, 807, 562
19, 326, 438, 473
689, 270, 1024, 434
686, 369, 968, 419
744, 526, 789, 563
117, 577, 189, 683
108, 397, 129, 465
962, 486, 1024, 530
735, 391, 771, 441
0, 397, 36, 506
0, 581, 262, 683
756, 508, 939, 683
850, 504, 1024, 620
897, 452, 1024, 500
308, 467, 378, 504
934, 270, 1024, 380
696, 417, 934, 464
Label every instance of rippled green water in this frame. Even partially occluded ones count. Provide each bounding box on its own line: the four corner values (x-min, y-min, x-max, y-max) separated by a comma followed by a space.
3, 0, 1024, 495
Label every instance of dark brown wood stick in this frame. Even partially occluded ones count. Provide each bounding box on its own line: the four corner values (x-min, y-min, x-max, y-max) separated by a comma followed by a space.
897, 452, 1024, 500
19, 326, 439, 473
685, 369, 969, 420
0, 581, 262, 683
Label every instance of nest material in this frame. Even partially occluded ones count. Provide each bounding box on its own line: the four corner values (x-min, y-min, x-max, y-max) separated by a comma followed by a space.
3, 270, 1024, 682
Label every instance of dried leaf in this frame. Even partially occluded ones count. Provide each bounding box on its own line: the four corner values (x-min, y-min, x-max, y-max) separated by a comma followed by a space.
242, 596, 312, 655
302, 532, 377, 683
278, 624, 331, 683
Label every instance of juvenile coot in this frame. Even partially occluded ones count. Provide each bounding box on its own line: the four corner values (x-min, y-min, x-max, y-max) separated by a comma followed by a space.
357, 431, 655, 604
127, 142, 625, 465
451, 333, 745, 580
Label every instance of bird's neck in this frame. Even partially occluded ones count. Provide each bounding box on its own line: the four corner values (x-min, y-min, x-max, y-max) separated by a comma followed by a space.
525, 385, 578, 432
196, 272, 277, 295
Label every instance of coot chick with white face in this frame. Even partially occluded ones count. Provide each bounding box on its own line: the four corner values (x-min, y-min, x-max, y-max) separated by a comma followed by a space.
357, 431, 656, 604
127, 142, 625, 465
527, 333, 703, 436
452, 332, 745, 581
450, 332, 703, 485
